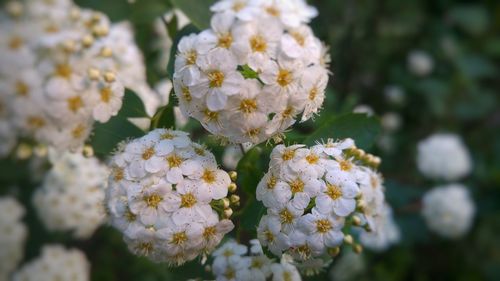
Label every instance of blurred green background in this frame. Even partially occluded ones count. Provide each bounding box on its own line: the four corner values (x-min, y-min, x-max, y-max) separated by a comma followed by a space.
1, 0, 500, 280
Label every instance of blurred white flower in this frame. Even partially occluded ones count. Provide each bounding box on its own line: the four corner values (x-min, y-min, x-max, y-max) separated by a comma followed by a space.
359, 204, 400, 252
173, 0, 329, 144
329, 252, 365, 281
417, 133, 472, 181
222, 145, 244, 170
106, 129, 234, 265
383, 85, 406, 106
0, 197, 27, 281
381, 112, 402, 132
407, 50, 434, 77
422, 184, 475, 239
353, 105, 374, 117
33, 152, 109, 239
13, 245, 90, 281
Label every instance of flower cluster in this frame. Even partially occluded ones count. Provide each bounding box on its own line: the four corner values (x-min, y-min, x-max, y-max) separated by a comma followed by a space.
256, 139, 396, 265
33, 151, 109, 239
0, 0, 155, 154
173, 0, 329, 144
421, 184, 476, 239
13, 245, 90, 281
105, 129, 236, 265
0, 197, 27, 280
211, 240, 302, 281
417, 133, 472, 181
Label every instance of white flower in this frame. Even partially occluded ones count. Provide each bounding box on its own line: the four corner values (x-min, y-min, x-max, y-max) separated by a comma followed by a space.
408, 50, 434, 76
0, 197, 27, 280
417, 133, 472, 181
316, 171, 359, 217
13, 245, 90, 281
257, 140, 391, 265
421, 184, 475, 239
384, 85, 406, 105
173, 0, 329, 144
106, 129, 235, 265
298, 208, 344, 253
91, 81, 124, 123
271, 258, 302, 281
33, 152, 108, 239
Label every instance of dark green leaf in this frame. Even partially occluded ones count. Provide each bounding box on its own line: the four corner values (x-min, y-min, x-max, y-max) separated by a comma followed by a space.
166, 14, 178, 39
120, 89, 149, 118
449, 5, 489, 35
303, 113, 381, 150
90, 116, 145, 156
166, 24, 200, 80
150, 90, 176, 129
169, 0, 216, 30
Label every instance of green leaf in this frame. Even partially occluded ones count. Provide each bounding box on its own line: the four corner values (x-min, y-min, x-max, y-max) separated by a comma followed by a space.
120, 89, 149, 118
169, 0, 216, 30
303, 113, 381, 150
166, 14, 179, 39
90, 116, 145, 156
449, 5, 489, 35
238, 65, 260, 80
150, 90, 176, 129
166, 24, 200, 80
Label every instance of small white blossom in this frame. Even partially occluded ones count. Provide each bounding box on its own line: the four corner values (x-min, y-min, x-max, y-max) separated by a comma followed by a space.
408, 50, 434, 76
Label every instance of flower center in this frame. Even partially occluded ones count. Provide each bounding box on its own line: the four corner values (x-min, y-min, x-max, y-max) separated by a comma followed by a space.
246, 127, 261, 139
8, 36, 23, 50
267, 175, 277, 189
290, 31, 306, 46
15, 81, 29, 96
135, 242, 153, 255
203, 226, 217, 239
279, 209, 294, 224
208, 70, 225, 88
224, 268, 236, 279
125, 208, 136, 222
250, 35, 267, 53
185, 50, 197, 65
339, 159, 353, 171
161, 132, 174, 140
232, 1, 245, 12
282, 149, 295, 161
144, 194, 163, 209
67, 96, 83, 112
281, 106, 294, 118
239, 98, 258, 114
142, 147, 155, 160
181, 86, 192, 102
309, 87, 318, 100
180, 193, 197, 208
27, 116, 45, 129
202, 169, 216, 184
171, 231, 188, 245
100, 87, 112, 103
55, 63, 72, 79
251, 258, 263, 269
316, 219, 332, 233
218, 33, 233, 49
263, 230, 275, 242
71, 124, 86, 139
289, 179, 304, 194
306, 153, 319, 164
370, 175, 379, 189
167, 154, 183, 168
194, 146, 206, 156
266, 6, 280, 17
277, 69, 292, 87
326, 184, 342, 200
283, 271, 293, 281
113, 167, 124, 182
204, 109, 219, 122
